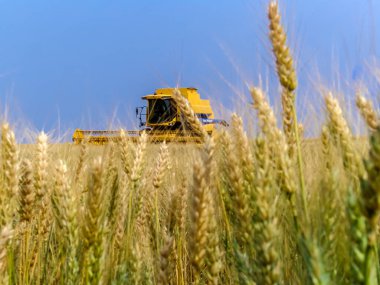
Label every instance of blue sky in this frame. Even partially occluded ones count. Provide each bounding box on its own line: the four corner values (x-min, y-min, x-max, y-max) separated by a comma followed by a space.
0, 0, 379, 134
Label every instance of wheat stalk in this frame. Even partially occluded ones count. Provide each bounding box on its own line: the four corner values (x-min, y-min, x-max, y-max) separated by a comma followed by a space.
190, 159, 211, 284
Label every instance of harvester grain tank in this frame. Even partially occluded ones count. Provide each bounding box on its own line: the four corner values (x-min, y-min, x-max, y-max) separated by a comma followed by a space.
72, 87, 227, 144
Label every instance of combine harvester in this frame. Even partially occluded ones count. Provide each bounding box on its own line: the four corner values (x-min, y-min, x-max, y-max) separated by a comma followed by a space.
72, 87, 227, 144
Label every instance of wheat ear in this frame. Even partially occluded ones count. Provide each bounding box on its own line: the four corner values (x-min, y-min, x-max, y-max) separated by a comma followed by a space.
356, 94, 379, 130
347, 189, 367, 284
299, 238, 330, 285
1, 123, 9, 177
362, 126, 380, 243
267, 2, 308, 221
250, 87, 299, 223
130, 131, 148, 182
82, 157, 104, 285
172, 88, 208, 141
268, 1, 298, 154
125, 131, 148, 251
151, 142, 169, 256
0, 224, 13, 282
230, 114, 255, 186
2, 127, 19, 225
119, 129, 133, 176
360, 126, 380, 283
34, 132, 48, 203
325, 93, 361, 176
51, 160, 69, 233
52, 159, 79, 284
157, 236, 174, 285
253, 138, 280, 285
18, 159, 34, 224
190, 159, 211, 284
321, 125, 331, 170
224, 132, 252, 248
74, 140, 87, 185
3, 128, 19, 197
153, 142, 169, 189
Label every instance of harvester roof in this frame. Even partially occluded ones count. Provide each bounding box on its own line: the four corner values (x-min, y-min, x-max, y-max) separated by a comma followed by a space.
142, 87, 214, 118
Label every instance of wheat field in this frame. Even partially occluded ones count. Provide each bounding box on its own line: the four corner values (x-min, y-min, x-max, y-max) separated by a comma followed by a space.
0, 1, 379, 285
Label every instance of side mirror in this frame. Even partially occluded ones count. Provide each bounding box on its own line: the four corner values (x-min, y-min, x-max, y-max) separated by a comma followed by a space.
135, 107, 138, 117
220, 120, 229, 127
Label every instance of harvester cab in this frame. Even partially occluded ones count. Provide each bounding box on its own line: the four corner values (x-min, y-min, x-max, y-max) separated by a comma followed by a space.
72, 87, 227, 144
141, 87, 227, 132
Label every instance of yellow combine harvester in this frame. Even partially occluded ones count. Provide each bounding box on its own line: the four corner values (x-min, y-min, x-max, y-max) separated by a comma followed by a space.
72, 87, 227, 144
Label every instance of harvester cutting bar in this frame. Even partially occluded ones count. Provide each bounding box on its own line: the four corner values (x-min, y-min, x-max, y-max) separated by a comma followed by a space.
72, 128, 204, 144
72, 129, 140, 144
144, 129, 204, 143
